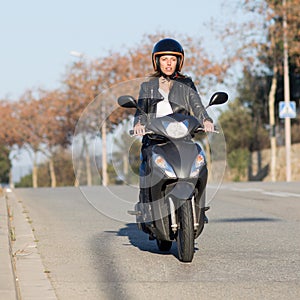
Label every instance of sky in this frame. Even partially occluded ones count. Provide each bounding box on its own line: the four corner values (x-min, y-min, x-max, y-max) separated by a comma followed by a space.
1, 0, 244, 182
0, 0, 234, 100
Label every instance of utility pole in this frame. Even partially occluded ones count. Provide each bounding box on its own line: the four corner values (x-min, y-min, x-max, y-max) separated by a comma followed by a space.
283, 0, 292, 182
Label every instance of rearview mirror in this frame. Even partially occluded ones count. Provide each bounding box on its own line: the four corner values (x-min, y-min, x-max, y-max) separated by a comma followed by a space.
207, 92, 228, 107
117, 95, 137, 108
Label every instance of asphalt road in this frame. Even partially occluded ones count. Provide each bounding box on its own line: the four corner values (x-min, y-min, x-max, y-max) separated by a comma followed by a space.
14, 182, 300, 300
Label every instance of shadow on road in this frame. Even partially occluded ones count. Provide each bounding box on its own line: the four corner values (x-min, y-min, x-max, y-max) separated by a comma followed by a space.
105, 223, 202, 261
211, 217, 282, 223
108, 223, 182, 258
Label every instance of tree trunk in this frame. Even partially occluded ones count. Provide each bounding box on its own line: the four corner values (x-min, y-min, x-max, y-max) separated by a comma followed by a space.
49, 157, 57, 188
269, 64, 277, 182
32, 152, 38, 188
74, 159, 82, 187
101, 104, 108, 186
74, 136, 86, 187
85, 146, 92, 186
123, 152, 128, 182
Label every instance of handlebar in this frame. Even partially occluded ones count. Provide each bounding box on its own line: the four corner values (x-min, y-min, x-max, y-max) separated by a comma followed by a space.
129, 129, 154, 136
194, 127, 219, 134
129, 127, 219, 136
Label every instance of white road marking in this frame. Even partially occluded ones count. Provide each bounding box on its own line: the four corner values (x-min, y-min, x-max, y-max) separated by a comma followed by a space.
210, 185, 300, 198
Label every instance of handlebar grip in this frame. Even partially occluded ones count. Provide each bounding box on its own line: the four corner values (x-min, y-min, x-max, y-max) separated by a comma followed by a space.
195, 126, 219, 133
128, 129, 154, 136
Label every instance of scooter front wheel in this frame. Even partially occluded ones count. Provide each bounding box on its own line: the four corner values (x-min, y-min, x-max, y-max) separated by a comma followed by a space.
177, 200, 194, 262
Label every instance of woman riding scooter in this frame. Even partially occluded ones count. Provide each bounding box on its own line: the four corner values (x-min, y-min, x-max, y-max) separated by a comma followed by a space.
133, 38, 214, 216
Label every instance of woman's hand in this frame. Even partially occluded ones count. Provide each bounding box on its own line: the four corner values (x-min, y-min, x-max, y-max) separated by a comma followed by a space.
133, 122, 145, 136
203, 120, 214, 132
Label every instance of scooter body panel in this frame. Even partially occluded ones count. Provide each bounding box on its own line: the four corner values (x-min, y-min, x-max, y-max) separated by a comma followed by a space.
143, 138, 208, 241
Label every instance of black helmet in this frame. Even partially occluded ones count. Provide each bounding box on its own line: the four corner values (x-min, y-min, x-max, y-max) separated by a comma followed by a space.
152, 38, 184, 72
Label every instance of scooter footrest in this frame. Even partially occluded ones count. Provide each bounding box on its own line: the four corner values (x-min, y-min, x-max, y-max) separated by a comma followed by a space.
127, 210, 142, 216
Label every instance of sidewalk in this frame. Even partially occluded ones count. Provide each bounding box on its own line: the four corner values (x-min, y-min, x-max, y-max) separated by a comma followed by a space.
0, 190, 17, 300
1, 189, 57, 300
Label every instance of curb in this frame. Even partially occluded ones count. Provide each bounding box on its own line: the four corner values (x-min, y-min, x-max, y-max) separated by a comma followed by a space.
0, 191, 18, 300
5, 190, 57, 299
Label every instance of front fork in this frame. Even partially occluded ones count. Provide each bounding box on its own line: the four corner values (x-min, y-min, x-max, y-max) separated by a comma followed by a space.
168, 196, 199, 234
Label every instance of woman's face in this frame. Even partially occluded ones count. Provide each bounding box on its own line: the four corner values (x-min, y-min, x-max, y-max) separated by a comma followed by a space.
159, 55, 177, 76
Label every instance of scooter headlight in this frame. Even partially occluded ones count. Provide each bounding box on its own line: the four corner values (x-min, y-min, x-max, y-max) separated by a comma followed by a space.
190, 153, 206, 177
153, 154, 177, 178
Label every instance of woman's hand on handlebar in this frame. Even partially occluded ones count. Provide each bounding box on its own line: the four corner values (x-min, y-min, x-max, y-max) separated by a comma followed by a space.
203, 120, 214, 132
133, 122, 146, 136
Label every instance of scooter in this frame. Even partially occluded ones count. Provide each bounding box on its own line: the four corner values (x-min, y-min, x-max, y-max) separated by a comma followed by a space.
118, 92, 228, 262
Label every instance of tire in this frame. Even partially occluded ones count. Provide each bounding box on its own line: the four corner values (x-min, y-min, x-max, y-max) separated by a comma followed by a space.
177, 200, 194, 262
156, 239, 172, 252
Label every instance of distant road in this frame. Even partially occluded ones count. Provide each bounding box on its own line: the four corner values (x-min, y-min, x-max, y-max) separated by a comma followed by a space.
14, 182, 300, 300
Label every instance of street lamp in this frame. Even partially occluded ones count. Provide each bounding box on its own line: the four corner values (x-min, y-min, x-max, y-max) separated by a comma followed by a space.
70, 50, 85, 59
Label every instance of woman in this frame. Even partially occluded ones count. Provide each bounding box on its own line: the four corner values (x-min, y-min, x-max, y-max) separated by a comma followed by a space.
134, 38, 214, 135
134, 38, 214, 206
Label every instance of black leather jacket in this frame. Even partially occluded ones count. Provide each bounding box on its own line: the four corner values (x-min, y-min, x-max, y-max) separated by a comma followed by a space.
134, 76, 212, 127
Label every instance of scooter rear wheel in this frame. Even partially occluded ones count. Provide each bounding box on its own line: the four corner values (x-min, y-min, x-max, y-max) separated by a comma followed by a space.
177, 200, 194, 262
156, 239, 172, 251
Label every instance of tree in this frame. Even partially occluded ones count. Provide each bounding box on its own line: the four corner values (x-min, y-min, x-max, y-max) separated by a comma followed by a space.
250, 0, 300, 181
219, 98, 254, 153
111, 123, 141, 185
217, 0, 300, 181
66, 32, 231, 186
15, 174, 33, 188
0, 32, 232, 187
235, 68, 270, 151
218, 94, 269, 181
0, 100, 23, 186
16, 88, 70, 187
36, 89, 71, 187
0, 145, 11, 184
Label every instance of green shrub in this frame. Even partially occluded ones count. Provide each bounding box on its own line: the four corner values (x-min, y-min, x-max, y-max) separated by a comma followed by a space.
227, 148, 250, 181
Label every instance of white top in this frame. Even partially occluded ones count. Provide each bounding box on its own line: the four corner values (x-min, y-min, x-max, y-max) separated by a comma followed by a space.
156, 88, 173, 118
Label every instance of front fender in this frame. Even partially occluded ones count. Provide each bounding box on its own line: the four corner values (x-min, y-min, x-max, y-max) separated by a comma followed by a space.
166, 181, 195, 200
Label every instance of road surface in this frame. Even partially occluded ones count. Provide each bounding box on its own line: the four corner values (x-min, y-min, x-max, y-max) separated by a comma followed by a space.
11, 182, 300, 299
